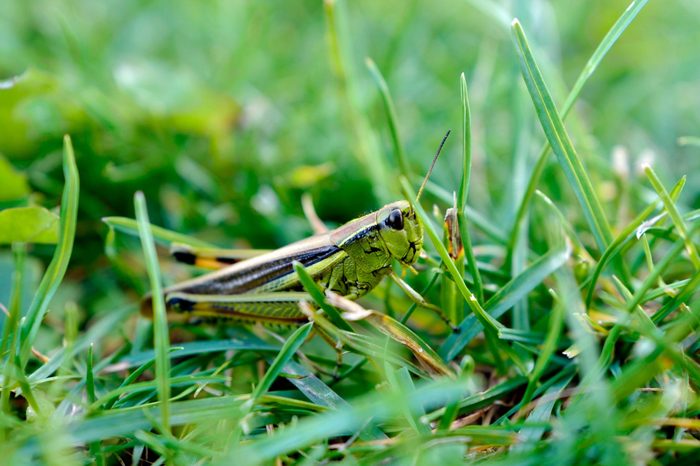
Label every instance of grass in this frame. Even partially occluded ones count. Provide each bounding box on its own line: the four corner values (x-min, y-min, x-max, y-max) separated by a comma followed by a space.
1, 0, 700, 464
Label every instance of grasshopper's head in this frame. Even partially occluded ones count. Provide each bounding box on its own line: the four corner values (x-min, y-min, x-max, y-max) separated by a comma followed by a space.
376, 200, 423, 266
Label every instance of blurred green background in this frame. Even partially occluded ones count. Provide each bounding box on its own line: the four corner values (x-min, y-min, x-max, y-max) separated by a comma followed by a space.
1, 0, 699, 327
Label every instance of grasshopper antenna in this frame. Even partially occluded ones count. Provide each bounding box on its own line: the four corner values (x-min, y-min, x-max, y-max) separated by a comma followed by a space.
415, 130, 451, 203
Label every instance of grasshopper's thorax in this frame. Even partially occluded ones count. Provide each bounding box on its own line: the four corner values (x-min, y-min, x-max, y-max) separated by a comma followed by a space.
330, 200, 423, 268
325, 200, 423, 299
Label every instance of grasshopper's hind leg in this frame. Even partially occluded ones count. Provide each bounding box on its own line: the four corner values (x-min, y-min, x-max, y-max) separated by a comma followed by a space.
170, 243, 271, 270
163, 291, 311, 325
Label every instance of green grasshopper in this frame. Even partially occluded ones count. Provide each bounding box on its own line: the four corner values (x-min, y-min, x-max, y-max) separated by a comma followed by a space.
141, 133, 454, 332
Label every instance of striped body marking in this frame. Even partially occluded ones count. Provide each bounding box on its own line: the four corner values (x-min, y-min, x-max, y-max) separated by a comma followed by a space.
142, 200, 423, 325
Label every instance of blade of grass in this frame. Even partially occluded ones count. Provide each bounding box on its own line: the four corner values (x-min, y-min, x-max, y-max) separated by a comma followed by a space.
107, 338, 279, 371
652, 270, 700, 323
29, 305, 132, 382
400, 177, 502, 336
387, 366, 431, 435
229, 377, 470, 464
19, 135, 79, 367
20, 396, 245, 455
519, 296, 564, 408
585, 177, 685, 308
86, 345, 105, 466
294, 262, 353, 332
513, 376, 571, 453
512, 19, 613, 254
507, 0, 650, 263
134, 191, 171, 435
1, 244, 26, 426
102, 217, 216, 248
324, 0, 389, 202
248, 322, 313, 409
440, 243, 570, 360
611, 304, 700, 403
365, 57, 409, 179
458, 73, 483, 305
643, 168, 700, 269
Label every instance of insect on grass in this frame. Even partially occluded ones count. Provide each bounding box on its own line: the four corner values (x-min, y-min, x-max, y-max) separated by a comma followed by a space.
141, 132, 457, 334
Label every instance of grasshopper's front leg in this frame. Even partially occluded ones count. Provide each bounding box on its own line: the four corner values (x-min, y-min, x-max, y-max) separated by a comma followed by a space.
390, 272, 460, 333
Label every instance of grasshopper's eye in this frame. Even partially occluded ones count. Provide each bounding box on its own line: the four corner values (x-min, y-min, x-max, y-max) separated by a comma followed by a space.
385, 209, 404, 230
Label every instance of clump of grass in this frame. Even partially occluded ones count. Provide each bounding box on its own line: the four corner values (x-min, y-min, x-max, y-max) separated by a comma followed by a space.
1, 0, 699, 464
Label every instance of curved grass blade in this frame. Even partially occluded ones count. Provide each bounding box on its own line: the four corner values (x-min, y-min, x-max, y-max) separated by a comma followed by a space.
400, 177, 502, 337
134, 191, 171, 434
281, 360, 387, 440
360, 311, 454, 378
107, 338, 279, 371
440, 243, 570, 360
366, 57, 409, 179
512, 20, 613, 254
324, 0, 389, 202
1, 245, 25, 418
643, 167, 700, 269
294, 261, 353, 332
585, 177, 685, 308
102, 216, 216, 249
20, 396, 245, 455
19, 135, 79, 367
29, 305, 132, 382
229, 377, 470, 465
520, 295, 564, 408
248, 322, 313, 409
458, 73, 483, 304
507, 0, 649, 261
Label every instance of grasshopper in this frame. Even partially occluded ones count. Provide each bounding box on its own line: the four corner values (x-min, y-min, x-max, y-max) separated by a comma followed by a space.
141, 133, 454, 332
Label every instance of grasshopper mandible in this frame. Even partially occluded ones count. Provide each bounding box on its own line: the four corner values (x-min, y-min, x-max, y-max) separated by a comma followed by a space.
141, 132, 453, 330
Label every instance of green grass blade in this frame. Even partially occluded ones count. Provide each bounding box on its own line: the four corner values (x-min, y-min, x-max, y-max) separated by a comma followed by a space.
458, 73, 483, 304
643, 168, 700, 268
294, 262, 353, 331
230, 377, 470, 464
387, 366, 431, 435
134, 191, 171, 434
400, 177, 502, 336
366, 57, 409, 179
427, 180, 508, 244
440, 243, 570, 360
678, 136, 700, 147
507, 0, 649, 259
19, 397, 245, 454
520, 296, 564, 408
1, 245, 25, 421
652, 270, 700, 323
28, 305, 133, 382
19, 135, 79, 366
102, 216, 216, 248
249, 322, 313, 407
111, 338, 279, 370
324, 0, 389, 202
281, 360, 389, 442
511, 20, 613, 253
86, 343, 105, 466
514, 376, 571, 452
585, 176, 685, 308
